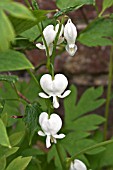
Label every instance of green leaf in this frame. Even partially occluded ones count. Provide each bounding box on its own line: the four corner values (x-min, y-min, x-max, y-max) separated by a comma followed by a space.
6, 156, 32, 170
99, 140, 113, 167
9, 131, 25, 146
78, 17, 113, 46
67, 114, 105, 131
0, 75, 18, 83
0, 50, 34, 72
23, 102, 42, 144
0, 146, 19, 158
102, 0, 113, 13
21, 25, 40, 42
56, 0, 94, 9
9, 9, 50, 34
64, 85, 77, 123
0, 119, 11, 148
0, 156, 6, 170
64, 86, 105, 122
0, 2, 35, 20
0, 10, 15, 51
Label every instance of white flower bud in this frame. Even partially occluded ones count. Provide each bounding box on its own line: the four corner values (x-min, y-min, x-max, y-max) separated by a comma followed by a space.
64, 19, 77, 56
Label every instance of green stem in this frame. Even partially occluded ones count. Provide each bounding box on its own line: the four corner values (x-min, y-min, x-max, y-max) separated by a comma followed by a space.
24, 0, 31, 8
51, 18, 64, 65
27, 69, 40, 87
104, 46, 113, 140
68, 139, 113, 165
55, 144, 66, 170
35, 62, 46, 71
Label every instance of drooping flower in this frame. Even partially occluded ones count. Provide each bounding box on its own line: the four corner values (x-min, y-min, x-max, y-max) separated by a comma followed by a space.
70, 159, 87, 170
38, 112, 65, 148
64, 19, 77, 56
36, 25, 56, 56
39, 74, 71, 108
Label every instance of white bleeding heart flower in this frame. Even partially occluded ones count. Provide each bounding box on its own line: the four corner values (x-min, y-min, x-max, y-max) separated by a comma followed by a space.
36, 25, 56, 56
70, 159, 87, 170
38, 112, 65, 148
39, 74, 71, 108
55, 23, 64, 45
64, 19, 77, 56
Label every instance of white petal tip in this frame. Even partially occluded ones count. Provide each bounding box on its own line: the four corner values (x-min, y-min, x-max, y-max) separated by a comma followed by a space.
39, 92, 50, 99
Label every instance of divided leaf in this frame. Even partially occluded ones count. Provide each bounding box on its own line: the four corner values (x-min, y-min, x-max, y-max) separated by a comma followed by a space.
64, 85, 105, 123
66, 114, 105, 131
78, 17, 113, 46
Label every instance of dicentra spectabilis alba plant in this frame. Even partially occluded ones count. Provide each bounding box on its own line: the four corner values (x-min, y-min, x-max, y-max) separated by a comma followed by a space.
39, 74, 71, 108
38, 112, 65, 148
70, 159, 87, 170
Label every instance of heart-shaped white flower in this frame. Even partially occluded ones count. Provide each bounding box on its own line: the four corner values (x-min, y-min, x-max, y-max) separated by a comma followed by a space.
70, 159, 87, 170
38, 112, 65, 148
36, 25, 56, 56
36, 23, 64, 56
39, 74, 71, 108
64, 19, 77, 56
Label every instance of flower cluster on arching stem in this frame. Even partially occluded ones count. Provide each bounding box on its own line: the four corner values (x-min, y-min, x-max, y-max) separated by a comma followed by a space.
36, 19, 77, 56
36, 18, 87, 169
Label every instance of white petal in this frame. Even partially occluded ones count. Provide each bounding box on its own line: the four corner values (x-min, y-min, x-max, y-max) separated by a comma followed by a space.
73, 159, 87, 170
43, 25, 56, 45
47, 113, 62, 135
46, 135, 51, 148
38, 130, 46, 136
65, 44, 77, 56
64, 19, 77, 45
53, 96, 59, 108
39, 92, 50, 98
40, 74, 53, 95
58, 90, 71, 98
36, 43, 45, 50
53, 134, 65, 139
39, 112, 48, 126
53, 74, 69, 95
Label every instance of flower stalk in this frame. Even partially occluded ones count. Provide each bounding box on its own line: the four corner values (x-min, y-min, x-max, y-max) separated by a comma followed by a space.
104, 46, 113, 140
68, 139, 113, 168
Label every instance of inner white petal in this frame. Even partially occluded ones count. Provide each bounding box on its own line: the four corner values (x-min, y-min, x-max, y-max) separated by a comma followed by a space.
46, 135, 51, 148
53, 96, 59, 108
66, 44, 77, 56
